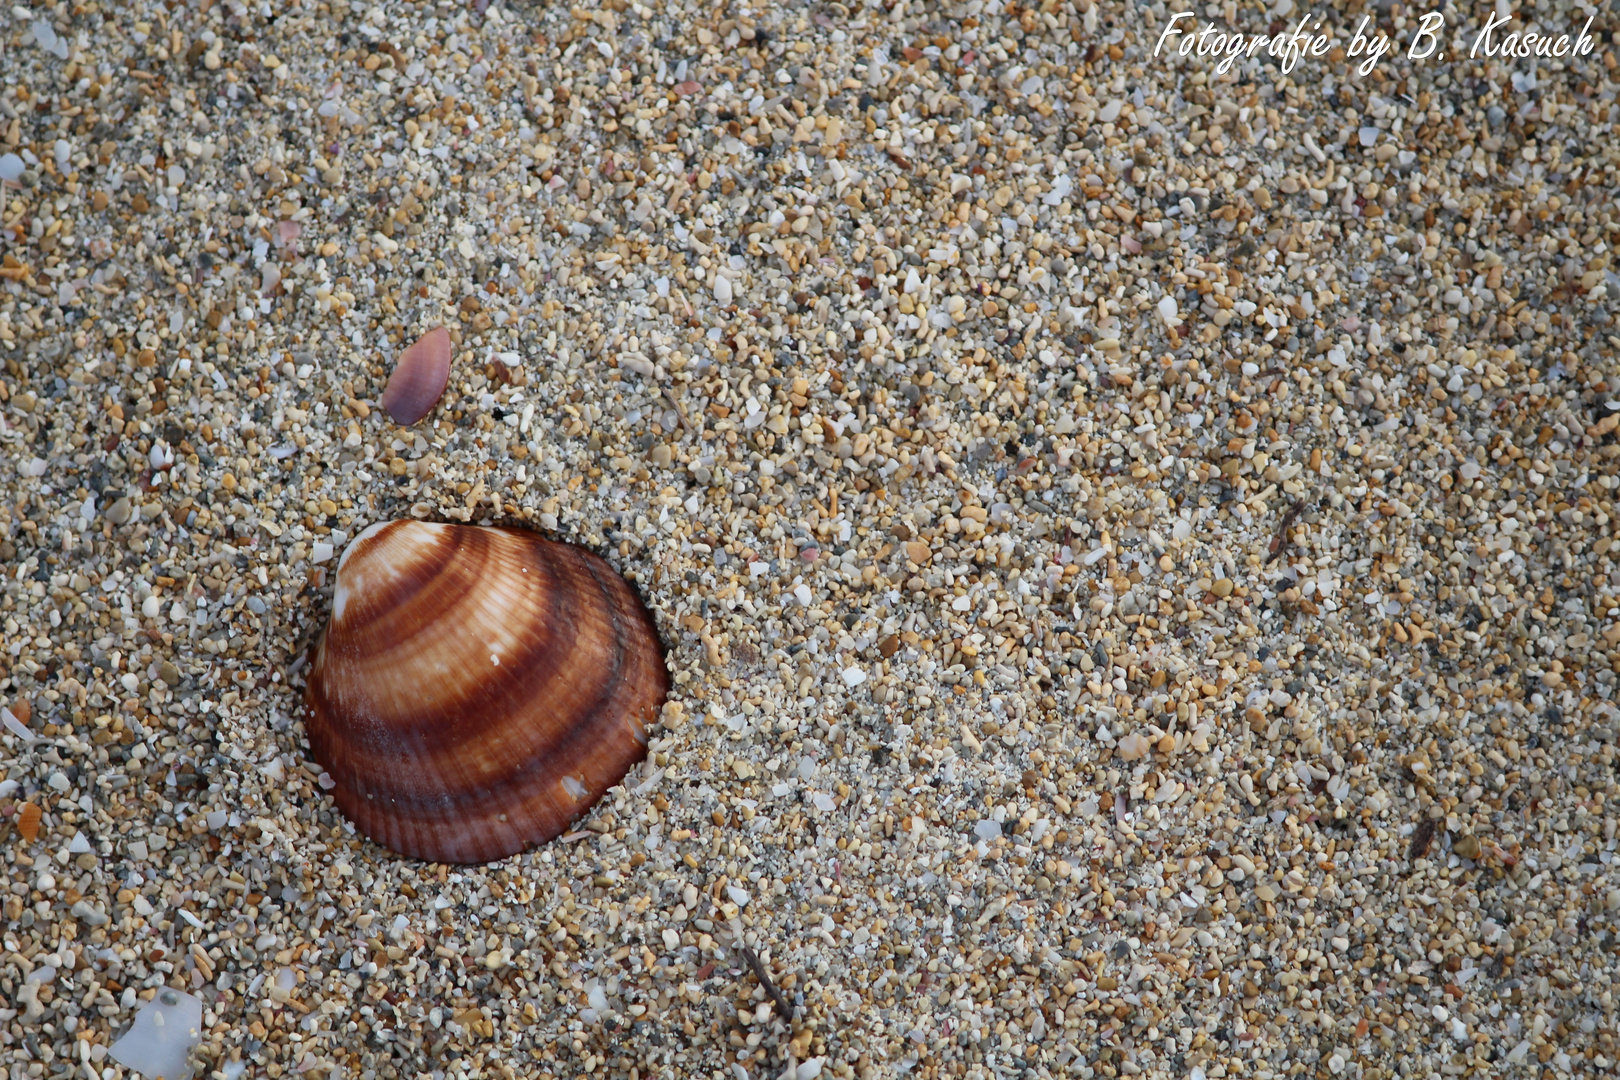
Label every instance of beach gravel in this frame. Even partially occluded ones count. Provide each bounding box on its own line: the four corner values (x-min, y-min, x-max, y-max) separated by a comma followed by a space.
1, 1, 1618, 1078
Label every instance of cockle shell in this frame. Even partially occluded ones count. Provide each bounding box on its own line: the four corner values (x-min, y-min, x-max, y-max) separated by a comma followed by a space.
304, 521, 667, 863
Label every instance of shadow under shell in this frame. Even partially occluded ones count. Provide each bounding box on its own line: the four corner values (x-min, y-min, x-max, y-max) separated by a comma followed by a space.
304, 521, 668, 863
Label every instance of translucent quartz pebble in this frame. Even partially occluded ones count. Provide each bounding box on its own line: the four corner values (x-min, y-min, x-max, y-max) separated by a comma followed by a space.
109, 988, 204, 1079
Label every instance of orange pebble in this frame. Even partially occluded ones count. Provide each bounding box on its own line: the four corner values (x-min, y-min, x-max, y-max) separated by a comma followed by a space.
17, 803, 41, 843
10, 699, 29, 725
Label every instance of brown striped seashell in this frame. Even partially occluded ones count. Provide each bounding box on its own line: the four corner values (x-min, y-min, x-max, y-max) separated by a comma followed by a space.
380, 326, 452, 425
304, 521, 666, 863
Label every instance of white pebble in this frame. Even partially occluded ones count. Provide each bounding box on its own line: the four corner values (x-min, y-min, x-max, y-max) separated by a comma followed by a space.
1116, 733, 1152, 761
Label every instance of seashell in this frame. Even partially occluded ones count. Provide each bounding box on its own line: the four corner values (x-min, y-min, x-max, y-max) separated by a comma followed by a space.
1115, 732, 1152, 762
380, 326, 452, 426
304, 521, 667, 863
273, 219, 301, 253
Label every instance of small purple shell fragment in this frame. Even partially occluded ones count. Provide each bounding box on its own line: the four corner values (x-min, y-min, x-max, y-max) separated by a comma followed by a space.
380, 327, 452, 425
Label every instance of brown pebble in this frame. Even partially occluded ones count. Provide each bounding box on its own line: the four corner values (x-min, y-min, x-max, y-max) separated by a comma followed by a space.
1409, 819, 1438, 859
17, 803, 41, 843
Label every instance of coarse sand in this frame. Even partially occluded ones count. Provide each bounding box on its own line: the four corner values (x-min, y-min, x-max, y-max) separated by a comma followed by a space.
2, 2, 1618, 1079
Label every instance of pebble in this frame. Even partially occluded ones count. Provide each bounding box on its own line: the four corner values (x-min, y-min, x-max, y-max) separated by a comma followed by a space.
1115, 732, 1153, 761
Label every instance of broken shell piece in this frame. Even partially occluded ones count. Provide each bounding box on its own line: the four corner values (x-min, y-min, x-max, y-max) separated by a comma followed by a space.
109, 988, 204, 1080
304, 521, 668, 863
1115, 733, 1152, 761
273, 218, 301, 252
380, 326, 452, 426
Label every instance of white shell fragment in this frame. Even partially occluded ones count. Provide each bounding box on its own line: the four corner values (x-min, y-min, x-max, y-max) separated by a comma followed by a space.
1116, 732, 1153, 761
1157, 295, 1180, 328
1, 706, 33, 742
109, 988, 204, 1080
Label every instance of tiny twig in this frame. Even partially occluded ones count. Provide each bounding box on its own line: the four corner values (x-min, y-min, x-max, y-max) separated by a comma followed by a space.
1264, 500, 1305, 565
739, 945, 794, 1021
